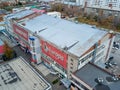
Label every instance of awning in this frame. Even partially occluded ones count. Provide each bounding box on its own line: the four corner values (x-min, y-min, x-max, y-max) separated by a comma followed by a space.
60, 78, 71, 88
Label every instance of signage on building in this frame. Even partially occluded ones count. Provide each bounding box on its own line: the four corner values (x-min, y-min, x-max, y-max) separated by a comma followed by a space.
41, 40, 68, 69
0, 45, 4, 54
13, 24, 28, 41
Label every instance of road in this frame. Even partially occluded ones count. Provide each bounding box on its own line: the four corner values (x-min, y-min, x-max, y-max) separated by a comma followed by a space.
13, 46, 32, 63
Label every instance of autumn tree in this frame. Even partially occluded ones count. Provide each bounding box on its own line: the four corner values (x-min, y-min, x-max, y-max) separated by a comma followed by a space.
3, 42, 14, 60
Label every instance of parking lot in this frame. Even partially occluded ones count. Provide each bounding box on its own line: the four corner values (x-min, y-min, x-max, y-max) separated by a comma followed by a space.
0, 31, 16, 47
109, 34, 120, 75
95, 33, 120, 76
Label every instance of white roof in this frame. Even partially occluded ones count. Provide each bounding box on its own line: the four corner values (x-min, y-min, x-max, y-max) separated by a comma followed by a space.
5, 10, 35, 20
0, 57, 51, 90
20, 14, 107, 57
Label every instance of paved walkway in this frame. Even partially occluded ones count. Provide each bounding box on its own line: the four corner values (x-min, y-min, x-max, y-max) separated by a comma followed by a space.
35, 63, 50, 76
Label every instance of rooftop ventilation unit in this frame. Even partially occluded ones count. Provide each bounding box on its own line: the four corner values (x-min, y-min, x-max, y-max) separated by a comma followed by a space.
38, 28, 47, 33
63, 46, 68, 50
95, 77, 104, 85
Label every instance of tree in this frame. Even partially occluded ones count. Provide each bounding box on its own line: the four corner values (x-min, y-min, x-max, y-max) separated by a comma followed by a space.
3, 42, 14, 60
18, 2, 22, 6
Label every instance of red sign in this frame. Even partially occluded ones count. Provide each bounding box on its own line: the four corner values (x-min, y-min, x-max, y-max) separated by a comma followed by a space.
0, 45, 4, 54
41, 40, 68, 69
13, 24, 28, 41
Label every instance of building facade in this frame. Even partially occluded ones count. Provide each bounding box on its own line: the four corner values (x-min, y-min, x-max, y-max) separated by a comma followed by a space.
4, 10, 41, 64
59, 0, 120, 9
56, 0, 120, 17
0, 39, 4, 55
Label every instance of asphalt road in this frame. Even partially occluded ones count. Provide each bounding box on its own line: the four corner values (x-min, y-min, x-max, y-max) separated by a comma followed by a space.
13, 46, 32, 63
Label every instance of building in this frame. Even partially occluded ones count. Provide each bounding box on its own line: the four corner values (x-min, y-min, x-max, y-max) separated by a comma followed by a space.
59, 0, 120, 10
4, 9, 38, 35
4, 9, 39, 52
47, 11, 61, 18
0, 57, 51, 90
71, 62, 120, 90
0, 39, 4, 55
56, 0, 120, 17
0, 25, 5, 56
8, 14, 115, 78
86, 0, 120, 18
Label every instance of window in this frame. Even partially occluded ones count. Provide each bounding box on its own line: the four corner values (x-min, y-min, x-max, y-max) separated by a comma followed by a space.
71, 63, 73, 65
79, 51, 94, 64
70, 67, 73, 69
96, 45, 105, 53
33, 47, 35, 52
96, 51, 104, 59
32, 41, 34, 46
71, 59, 73, 62
80, 58, 86, 63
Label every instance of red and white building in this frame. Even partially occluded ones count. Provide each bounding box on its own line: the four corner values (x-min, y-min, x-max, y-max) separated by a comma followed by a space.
4, 13, 115, 78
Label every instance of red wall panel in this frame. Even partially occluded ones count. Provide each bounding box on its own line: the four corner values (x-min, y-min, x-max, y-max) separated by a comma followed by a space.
0, 45, 4, 54
13, 24, 28, 41
41, 40, 68, 69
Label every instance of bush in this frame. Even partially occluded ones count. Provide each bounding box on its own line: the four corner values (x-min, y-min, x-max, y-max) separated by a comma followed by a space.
93, 15, 98, 22
52, 78, 59, 84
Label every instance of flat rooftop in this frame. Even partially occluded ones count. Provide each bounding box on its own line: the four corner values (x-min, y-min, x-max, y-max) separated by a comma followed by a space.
74, 63, 120, 90
0, 57, 51, 90
5, 10, 35, 20
19, 14, 107, 57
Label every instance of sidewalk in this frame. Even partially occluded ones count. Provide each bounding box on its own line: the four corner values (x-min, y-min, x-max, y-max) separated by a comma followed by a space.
33, 63, 50, 76
31, 62, 67, 90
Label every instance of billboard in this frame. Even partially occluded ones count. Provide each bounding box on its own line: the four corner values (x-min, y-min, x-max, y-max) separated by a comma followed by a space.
13, 24, 28, 41
0, 45, 4, 54
41, 40, 68, 69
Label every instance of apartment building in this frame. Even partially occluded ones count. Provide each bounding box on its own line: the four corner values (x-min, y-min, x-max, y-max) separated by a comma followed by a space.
55, 0, 120, 17
85, 0, 120, 17
59, 0, 120, 9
